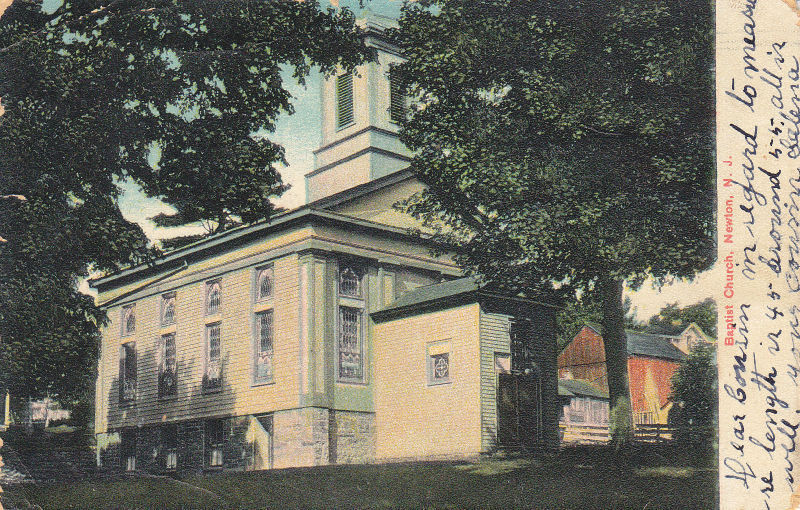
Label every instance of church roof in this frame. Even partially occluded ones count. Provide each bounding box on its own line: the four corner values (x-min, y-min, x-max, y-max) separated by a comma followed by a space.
307, 168, 414, 211
372, 277, 482, 321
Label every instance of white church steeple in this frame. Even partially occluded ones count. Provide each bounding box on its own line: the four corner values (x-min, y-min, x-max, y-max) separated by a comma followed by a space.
305, 12, 411, 204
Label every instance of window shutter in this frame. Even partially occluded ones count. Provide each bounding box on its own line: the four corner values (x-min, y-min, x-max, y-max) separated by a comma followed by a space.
126, 345, 137, 387
336, 73, 354, 129
119, 346, 126, 401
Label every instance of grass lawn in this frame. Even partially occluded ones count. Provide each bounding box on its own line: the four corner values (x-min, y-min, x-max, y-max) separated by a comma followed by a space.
2, 445, 717, 509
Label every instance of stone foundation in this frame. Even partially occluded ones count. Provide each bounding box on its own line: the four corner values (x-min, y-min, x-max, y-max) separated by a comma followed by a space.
272, 407, 330, 468
329, 410, 375, 464
96, 408, 376, 473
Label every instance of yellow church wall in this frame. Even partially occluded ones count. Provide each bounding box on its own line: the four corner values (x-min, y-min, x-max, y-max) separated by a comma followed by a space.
93, 218, 457, 435
95, 253, 303, 432
328, 177, 429, 230
373, 304, 482, 460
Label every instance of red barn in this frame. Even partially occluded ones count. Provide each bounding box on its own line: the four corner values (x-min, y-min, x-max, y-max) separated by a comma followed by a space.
558, 324, 687, 425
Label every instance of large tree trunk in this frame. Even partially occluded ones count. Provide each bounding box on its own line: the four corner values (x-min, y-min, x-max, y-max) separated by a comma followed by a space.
599, 277, 634, 448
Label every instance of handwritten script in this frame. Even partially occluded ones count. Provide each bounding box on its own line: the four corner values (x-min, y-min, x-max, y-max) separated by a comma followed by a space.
719, 1, 800, 508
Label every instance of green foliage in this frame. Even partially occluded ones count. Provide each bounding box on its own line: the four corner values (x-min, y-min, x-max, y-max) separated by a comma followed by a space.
392, 0, 713, 292
608, 396, 633, 450
645, 298, 716, 337
0, 0, 370, 402
392, 0, 713, 445
556, 294, 642, 350
670, 343, 717, 446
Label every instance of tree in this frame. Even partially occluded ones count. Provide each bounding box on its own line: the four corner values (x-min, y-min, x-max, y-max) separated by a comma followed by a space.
670, 343, 716, 448
556, 294, 641, 352
0, 0, 370, 408
645, 298, 716, 337
392, 0, 714, 447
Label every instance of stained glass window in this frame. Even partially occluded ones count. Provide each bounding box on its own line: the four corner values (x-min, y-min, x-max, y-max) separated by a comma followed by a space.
122, 304, 136, 336
257, 267, 273, 301
119, 342, 137, 402
159, 334, 177, 397
427, 341, 451, 385
254, 310, 274, 383
338, 307, 363, 381
338, 266, 362, 298
205, 323, 221, 390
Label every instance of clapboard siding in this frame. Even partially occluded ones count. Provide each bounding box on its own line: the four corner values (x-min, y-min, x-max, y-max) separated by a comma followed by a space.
98, 254, 301, 431
479, 304, 560, 450
478, 311, 512, 452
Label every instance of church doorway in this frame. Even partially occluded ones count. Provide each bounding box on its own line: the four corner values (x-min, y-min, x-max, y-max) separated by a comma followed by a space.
497, 372, 541, 448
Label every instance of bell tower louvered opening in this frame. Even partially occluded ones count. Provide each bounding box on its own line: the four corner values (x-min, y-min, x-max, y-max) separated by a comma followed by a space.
389, 70, 405, 124
336, 73, 354, 130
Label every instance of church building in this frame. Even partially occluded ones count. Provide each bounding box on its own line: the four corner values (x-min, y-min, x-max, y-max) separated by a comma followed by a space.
90, 14, 559, 473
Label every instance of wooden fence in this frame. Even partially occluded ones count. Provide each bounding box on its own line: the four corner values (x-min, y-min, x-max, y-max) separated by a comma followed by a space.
559, 423, 610, 444
560, 423, 713, 444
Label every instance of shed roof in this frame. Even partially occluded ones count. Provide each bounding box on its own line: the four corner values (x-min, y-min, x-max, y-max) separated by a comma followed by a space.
558, 379, 609, 399
581, 324, 686, 361
371, 277, 482, 321
385, 276, 481, 310
625, 332, 687, 361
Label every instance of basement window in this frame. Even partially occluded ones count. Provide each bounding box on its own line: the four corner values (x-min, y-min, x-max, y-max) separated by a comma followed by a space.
206, 419, 225, 468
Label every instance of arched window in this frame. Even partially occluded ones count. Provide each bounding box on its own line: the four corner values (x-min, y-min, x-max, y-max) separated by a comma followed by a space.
161, 293, 176, 326
206, 280, 221, 315
257, 267, 273, 301
338, 266, 362, 298
122, 304, 136, 336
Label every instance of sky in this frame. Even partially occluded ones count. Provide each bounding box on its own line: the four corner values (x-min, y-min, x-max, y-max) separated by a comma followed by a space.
2, 0, 716, 323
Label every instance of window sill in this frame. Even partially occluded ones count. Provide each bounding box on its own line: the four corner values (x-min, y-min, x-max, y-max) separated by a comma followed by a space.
158, 394, 178, 402
205, 314, 222, 324
338, 295, 364, 307
336, 379, 368, 386
251, 380, 275, 388
427, 380, 452, 387
160, 323, 176, 334
202, 386, 223, 395
336, 122, 356, 132
253, 301, 274, 313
